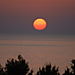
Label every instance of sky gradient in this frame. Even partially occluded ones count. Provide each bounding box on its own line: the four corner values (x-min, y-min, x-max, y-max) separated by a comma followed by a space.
0, 1, 75, 73
0, 0, 75, 35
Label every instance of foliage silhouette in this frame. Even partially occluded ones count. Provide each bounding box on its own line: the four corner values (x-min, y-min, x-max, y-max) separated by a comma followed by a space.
0, 55, 75, 75
63, 59, 75, 75
63, 67, 71, 75
36, 64, 60, 75
0, 64, 5, 75
71, 60, 75, 75
5, 55, 29, 75
28, 70, 33, 75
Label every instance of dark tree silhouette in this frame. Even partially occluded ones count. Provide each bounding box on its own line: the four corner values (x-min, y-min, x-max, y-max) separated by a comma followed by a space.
0, 54, 75, 75
71, 60, 75, 75
0, 64, 5, 75
63, 68, 71, 75
5, 55, 29, 75
36, 64, 60, 75
28, 70, 33, 75
63, 59, 75, 75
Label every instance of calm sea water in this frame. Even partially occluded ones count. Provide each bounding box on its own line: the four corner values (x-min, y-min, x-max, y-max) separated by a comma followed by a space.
0, 35, 75, 74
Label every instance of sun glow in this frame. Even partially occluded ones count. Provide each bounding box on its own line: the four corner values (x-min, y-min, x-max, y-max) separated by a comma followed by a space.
33, 18, 47, 30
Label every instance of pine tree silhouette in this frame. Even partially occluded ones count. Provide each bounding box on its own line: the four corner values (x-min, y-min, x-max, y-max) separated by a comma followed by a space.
28, 70, 33, 75
36, 64, 60, 75
5, 55, 29, 75
71, 60, 75, 75
0, 64, 5, 75
63, 59, 75, 75
0, 54, 75, 75
63, 68, 71, 75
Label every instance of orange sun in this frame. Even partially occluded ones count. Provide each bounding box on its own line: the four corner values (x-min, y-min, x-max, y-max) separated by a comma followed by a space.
33, 18, 47, 30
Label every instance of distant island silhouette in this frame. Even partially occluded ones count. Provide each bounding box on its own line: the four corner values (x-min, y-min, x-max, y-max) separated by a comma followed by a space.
0, 55, 75, 75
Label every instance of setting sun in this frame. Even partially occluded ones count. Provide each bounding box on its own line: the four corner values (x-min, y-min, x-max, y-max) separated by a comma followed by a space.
33, 18, 47, 30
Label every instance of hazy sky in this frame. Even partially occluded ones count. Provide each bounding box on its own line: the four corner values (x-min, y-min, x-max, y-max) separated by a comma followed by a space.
0, 0, 75, 35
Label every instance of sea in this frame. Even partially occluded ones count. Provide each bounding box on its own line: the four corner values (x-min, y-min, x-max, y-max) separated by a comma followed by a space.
0, 34, 75, 74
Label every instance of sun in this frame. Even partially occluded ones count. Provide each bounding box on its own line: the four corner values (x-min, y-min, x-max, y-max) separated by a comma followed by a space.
33, 18, 47, 30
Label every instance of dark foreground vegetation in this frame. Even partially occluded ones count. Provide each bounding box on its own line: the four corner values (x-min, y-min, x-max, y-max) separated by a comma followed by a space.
0, 55, 75, 75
